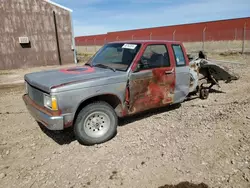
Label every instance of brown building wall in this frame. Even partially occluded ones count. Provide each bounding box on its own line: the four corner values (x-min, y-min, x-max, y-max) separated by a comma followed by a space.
0, 0, 74, 70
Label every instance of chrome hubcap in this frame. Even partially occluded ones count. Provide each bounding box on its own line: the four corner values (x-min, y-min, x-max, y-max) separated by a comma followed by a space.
83, 111, 110, 138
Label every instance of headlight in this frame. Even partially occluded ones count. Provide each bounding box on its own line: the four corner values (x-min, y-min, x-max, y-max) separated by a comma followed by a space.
43, 94, 58, 110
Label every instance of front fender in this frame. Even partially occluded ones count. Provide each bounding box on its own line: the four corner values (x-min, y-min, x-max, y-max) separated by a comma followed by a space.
55, 82, 127, 125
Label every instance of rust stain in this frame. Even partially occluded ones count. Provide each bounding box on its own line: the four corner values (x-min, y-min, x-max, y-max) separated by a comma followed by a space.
128, 68, 175, 114
190, 63, 199, 73
23, 94, 62, 116
64, 121, 73, 128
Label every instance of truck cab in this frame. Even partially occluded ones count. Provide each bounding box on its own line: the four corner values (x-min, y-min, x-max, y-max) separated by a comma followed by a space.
23, 40, 191, 145
125, 40, 190, 113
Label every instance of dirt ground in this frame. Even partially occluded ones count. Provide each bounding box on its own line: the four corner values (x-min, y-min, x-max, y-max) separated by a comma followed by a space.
0, 54, 249, 188
0, 63, 84, 86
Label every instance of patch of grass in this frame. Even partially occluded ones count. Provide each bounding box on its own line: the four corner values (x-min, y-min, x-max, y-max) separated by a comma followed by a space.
0, 72, 14, 75
219, 51, 241, 56
77, 53, 94, 57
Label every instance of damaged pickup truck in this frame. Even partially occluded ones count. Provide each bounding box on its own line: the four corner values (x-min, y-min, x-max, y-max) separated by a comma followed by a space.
23, 40, 238, 145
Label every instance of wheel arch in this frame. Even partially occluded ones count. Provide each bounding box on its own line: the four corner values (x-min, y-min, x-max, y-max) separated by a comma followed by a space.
72, 93, 124, 126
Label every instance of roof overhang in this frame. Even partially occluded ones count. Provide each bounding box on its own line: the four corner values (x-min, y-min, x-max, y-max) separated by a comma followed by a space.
44, 0, 73, 12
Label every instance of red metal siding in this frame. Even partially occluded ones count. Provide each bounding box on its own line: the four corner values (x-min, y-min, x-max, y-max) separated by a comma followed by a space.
75, 17, 250, 46
75, 34, 107, 45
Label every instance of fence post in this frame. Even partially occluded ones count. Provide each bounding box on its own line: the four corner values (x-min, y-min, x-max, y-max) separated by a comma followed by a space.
85, 39, 87, 53
242, 22, 246, 54
94, 38, 96, 52
150, 32, 152, 40
202, 27, 206, 51
234, 28, 237, 40
173, 30, 176, 41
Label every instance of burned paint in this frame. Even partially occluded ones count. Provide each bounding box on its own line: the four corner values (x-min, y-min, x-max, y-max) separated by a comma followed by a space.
128, 67, 175, 114
59, 66, 95, 74
50, 77, 102, 90
125, 87, 130, 106
64, 121, 73, 128
113, 103, 126, 118
190, 63, 200, 73
189, 57, 240, 94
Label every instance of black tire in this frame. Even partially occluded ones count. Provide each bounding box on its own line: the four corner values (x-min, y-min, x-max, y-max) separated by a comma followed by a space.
199, 88, 209, 100
74, 101, 118, 145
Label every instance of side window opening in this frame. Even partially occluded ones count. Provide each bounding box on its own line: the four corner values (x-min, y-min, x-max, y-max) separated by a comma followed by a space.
141, 44, 170, 69
172, 44, 186, 66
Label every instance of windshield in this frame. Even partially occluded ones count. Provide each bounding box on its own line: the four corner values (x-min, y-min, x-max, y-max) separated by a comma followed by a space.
87, 43, 141, 71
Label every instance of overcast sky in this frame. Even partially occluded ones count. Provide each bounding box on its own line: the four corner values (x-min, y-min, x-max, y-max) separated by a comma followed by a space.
52, 0, 250, 36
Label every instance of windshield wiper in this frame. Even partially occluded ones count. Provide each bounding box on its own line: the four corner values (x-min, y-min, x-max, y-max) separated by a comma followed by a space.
94, 64, 116, 72
85, 62, 92, 67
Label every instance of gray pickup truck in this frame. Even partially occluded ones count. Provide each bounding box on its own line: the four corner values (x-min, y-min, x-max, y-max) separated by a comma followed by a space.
23, 40, 238, 145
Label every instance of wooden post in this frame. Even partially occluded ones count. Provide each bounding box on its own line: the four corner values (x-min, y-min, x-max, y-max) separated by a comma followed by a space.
173, 30, 176, 41
94, 38, 96, 52
234, 28, 237, 40
85, 39, 87, 52
242, 22, 246, 54
150, 32, 152, 40
202, 27, 206, 51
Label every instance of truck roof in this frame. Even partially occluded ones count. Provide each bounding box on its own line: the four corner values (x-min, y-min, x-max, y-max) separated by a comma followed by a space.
108, 40, 182, 45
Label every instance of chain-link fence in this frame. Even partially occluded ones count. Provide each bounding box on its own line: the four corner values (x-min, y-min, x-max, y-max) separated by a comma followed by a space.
76, 28, 250, 55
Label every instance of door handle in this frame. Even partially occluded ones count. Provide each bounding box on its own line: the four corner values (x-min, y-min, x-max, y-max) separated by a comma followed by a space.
165, 69, 174, 74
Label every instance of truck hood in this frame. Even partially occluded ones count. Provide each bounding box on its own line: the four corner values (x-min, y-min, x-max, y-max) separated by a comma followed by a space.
24, 65, 127, 93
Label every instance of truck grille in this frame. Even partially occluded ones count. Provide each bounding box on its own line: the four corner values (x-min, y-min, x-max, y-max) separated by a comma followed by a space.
27, 83, 44, 106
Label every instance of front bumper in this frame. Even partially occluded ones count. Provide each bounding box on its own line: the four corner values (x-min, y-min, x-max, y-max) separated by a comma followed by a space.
23, 94, 64, 130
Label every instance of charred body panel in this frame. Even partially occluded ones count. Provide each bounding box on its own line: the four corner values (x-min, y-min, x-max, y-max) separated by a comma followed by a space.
128, 67, 175, 114
188, 52, 239, 100
24, 66, 126, 93
199, 60, 239, 83
25, 68, 128, 129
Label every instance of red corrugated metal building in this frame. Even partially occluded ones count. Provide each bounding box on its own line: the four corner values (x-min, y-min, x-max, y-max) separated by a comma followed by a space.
75, 17, 250, 46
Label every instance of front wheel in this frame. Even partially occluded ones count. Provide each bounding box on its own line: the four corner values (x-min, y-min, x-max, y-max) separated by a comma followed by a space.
74, 101, 118, 145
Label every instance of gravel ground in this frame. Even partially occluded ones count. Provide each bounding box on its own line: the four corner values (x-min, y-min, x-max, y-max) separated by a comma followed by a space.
0, 55, 249, 188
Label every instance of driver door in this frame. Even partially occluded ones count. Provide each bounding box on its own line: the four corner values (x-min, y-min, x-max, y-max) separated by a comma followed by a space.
128, 44, 175, 114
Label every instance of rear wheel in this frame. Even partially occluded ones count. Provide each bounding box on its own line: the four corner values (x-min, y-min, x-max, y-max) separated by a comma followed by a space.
199, 87, 209, 99
74, 101, 118, 145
